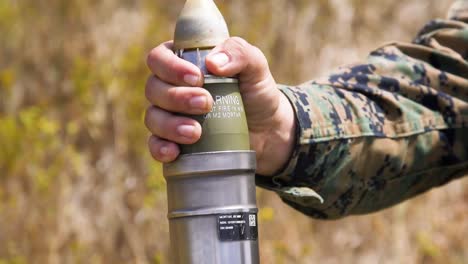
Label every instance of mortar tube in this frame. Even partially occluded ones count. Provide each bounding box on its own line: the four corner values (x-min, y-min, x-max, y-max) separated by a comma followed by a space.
162, 1, 260, 263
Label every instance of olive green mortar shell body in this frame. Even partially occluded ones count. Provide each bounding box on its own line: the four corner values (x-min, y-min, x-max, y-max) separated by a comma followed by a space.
181, 76, 250, 154
175, 47, 250, 154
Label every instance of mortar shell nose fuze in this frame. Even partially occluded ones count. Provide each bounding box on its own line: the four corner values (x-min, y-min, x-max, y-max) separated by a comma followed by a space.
174, 0, 230, 50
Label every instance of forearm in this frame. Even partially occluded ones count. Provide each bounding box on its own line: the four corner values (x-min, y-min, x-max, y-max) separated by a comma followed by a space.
257, 16, 468, 219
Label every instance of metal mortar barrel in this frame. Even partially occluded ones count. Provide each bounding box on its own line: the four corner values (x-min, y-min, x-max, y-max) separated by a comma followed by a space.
163, 48, 260, 264
164, 151, 259, 264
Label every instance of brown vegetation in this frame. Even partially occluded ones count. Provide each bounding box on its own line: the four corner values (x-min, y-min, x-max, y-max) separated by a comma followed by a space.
0, 0, 465, 263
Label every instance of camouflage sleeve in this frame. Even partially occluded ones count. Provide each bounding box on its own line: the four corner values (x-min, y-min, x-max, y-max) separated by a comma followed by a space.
256, 1, 468, 220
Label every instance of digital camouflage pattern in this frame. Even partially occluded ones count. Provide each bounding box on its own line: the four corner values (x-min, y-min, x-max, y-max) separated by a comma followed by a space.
257, 0, 468, 219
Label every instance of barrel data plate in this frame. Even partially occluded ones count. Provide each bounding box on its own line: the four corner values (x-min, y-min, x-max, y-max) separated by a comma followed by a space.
218, 213, 258, 241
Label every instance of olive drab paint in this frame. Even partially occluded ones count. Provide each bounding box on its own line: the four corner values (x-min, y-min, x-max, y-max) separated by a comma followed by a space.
162, 1, 260, 264
181, 78, 250, 154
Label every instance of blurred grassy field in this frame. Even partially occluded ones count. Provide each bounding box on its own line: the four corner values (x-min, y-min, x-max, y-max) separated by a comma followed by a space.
0, 0, 466, 263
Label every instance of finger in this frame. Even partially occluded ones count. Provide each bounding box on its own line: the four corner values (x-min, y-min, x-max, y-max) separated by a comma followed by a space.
205, 37, 272, 84
148, 135, 180, 163
147, 41, 203, 86
144, 106, 202, 145
145, 76, 213, 114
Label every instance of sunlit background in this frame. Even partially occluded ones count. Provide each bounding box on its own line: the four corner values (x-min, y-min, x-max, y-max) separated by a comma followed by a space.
0, 0, 466, 263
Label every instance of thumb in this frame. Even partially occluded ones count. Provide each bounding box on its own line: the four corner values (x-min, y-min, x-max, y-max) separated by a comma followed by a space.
205, 37, 272, 84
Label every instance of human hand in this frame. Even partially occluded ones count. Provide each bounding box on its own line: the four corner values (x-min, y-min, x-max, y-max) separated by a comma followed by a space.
145, 37, 296, 176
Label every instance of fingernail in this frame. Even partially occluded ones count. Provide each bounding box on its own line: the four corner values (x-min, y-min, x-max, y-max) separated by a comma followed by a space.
177, 125, 196, 138
189, 96, 208, 110
184, 74, 200, 86
210, 53, 230, 67
160, 146, 170, 156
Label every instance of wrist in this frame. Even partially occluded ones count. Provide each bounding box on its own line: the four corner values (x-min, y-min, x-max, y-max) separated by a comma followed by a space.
255, 91, 297, 176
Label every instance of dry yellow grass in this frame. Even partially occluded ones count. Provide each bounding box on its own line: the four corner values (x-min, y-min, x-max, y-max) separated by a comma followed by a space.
0, 0, 466, 263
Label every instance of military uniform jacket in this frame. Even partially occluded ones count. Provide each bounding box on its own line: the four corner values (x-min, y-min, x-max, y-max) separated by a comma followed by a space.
257, 0, 468, 219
